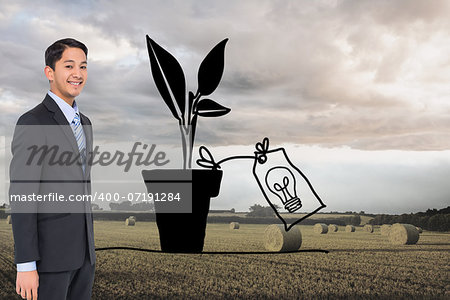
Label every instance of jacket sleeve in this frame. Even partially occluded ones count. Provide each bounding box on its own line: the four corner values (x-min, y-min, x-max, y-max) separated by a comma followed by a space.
9, 113, 44, 264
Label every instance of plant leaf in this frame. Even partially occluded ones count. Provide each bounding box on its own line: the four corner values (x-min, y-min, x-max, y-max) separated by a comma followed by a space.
197, 38, 228, 96
195, 99, 231, 117
146, 35, 186, 121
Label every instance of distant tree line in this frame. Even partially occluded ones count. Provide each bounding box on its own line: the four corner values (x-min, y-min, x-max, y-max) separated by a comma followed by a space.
369, 207, 450, 232
342, 215, 361, 226
246, 204, 361, 226
206, 215, 360, 226
109, 201, 154, 211
327, 210, 375, 217
210, 209, 235, 213
246, 204, 279, 217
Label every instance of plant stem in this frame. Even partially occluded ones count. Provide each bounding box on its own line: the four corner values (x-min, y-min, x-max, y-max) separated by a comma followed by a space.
180, 92, 202, 169
180, 124, 193, 169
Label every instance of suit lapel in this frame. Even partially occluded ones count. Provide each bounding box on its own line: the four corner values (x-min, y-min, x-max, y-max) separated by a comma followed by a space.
42, 95, 84, 175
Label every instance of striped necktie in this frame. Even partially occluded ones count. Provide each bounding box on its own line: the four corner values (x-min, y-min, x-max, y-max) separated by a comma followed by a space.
71, 113, 86, 172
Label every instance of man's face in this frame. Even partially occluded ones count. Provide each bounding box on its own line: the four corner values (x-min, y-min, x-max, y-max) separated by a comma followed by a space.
45, 47, 87, 104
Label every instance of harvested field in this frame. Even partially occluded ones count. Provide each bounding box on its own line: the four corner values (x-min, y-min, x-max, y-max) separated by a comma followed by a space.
0, 220, 448, 299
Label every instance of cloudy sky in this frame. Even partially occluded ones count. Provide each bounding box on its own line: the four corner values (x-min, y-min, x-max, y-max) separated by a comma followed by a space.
1, 0, 449, 213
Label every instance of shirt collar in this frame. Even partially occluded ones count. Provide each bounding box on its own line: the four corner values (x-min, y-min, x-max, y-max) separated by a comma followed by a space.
47, 90, 80, 124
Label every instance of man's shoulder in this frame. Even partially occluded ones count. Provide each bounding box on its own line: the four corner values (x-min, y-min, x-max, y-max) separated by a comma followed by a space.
17, 105, 45, 125
16, 96, 52, 125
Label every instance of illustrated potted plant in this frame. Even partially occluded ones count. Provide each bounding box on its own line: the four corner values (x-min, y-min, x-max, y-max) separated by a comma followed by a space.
142, 35, 230, 253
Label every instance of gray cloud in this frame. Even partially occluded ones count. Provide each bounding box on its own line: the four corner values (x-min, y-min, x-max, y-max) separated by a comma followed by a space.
1, 0, 449, 150
1, 1, 449, 212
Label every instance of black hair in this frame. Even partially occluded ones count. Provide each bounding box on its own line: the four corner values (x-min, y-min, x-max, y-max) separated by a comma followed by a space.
45, 38, 88, 70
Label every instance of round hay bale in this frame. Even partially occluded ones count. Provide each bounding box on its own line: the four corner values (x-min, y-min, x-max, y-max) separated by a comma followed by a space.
416, 227, 423, 234
364, 224, 374, 233
229, 222, 240, 230
389, 223, 419, 245
6, 215, 12, 224
314, 223, 328, 234
125, 218, 135, 226
328, 224, 338, 232
264, 224, 302, 252
380, 224, 392, 236
129, 215, 136, 221
345, 225, 355, 232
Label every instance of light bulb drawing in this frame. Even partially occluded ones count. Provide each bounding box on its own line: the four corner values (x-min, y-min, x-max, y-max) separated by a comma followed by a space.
265, 167, 302, 213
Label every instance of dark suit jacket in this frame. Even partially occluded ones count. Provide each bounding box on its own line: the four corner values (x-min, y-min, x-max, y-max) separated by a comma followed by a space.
9, 94, 96, 272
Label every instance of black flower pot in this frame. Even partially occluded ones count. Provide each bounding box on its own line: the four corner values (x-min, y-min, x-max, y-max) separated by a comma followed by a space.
142, 169, 222, 253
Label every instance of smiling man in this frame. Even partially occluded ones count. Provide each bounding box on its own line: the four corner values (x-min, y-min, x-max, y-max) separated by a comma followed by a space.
10, 38, 95, 300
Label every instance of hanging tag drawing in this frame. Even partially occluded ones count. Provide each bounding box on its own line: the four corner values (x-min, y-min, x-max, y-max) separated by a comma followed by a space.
197, 137, 326, 231
252, 138, 326, 231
